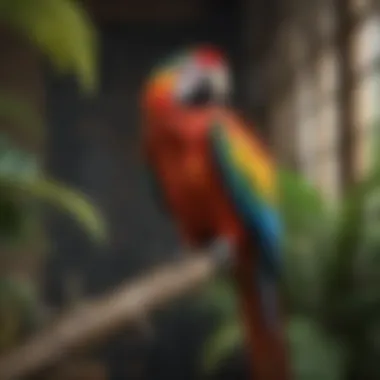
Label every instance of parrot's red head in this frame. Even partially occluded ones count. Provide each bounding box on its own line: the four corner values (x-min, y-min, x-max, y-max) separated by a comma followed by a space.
141, 45, 231, 119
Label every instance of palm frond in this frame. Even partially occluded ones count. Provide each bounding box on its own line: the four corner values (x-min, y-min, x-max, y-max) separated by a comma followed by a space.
0, 0, 98, 93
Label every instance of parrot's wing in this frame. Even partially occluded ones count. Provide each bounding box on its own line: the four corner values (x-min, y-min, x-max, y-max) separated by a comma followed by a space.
208, 121, 282, 277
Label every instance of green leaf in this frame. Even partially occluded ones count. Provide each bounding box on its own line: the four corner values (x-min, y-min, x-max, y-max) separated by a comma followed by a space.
199, 166, 380, 378
0, 176, 107, 244
199, 277, 238, 321
0, 276, 40, 350
369, 119, 380, 173
324, 171, 380, 302
0, 135, 41, 244
278, 169, 326, 232
288, 317, 346, 380
0, 0, 98, 93
201, 317, 347, 379
202, 320, 242, 374
0, 135, 106, 246
278, 169, 332, 314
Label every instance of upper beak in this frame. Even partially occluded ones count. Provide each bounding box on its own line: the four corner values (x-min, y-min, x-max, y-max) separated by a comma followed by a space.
209, 66, 229, 103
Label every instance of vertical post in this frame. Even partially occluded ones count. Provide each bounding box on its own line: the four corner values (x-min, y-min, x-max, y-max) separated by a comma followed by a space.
336, 0, 355, 189
240, 0, 281, 132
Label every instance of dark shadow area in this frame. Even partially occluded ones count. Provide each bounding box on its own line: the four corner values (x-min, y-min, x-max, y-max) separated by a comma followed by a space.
43, 0, 246, 379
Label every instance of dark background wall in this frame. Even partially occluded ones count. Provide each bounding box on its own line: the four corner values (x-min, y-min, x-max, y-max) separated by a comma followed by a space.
43, 0, 241, 305
43, 0, 243, 378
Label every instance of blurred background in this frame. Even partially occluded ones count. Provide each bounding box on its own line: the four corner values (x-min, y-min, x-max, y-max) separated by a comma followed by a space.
0, 0, 379, 379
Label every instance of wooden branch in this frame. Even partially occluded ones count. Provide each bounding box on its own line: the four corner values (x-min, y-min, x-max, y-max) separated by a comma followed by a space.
0, 251, 220, 380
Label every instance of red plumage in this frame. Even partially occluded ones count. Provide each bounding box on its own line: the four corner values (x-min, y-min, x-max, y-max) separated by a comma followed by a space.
141, 48, 292, 380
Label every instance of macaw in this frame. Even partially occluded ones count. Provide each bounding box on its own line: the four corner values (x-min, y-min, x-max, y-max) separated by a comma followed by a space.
140, 45, 291, 380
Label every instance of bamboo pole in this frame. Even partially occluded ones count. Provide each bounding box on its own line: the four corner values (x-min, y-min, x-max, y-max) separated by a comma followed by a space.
0, 252, 220, 380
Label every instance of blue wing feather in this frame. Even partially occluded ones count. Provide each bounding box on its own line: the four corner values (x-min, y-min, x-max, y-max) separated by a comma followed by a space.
209, 122, 283, 277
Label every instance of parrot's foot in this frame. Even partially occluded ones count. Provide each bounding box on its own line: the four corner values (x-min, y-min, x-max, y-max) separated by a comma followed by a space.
209, 237, 234, 273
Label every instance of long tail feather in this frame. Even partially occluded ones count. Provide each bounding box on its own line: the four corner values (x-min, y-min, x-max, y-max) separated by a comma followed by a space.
235, 249, 291, 380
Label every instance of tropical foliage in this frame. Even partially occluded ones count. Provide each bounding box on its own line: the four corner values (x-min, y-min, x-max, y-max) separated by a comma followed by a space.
0, 0, 98, 93
200, 127, 380, 379
0, 0, 104, 350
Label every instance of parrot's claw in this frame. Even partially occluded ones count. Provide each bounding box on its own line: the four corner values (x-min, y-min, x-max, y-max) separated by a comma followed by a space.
209, 237, 234, 272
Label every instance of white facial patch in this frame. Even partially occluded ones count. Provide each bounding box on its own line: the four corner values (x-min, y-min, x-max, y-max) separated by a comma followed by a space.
174, 56, 231, 103
175, 60, 204, 100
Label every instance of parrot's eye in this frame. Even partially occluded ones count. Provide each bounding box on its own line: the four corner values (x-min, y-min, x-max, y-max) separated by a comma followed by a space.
175, 60, 228, 106
182, 78, 214, 106
177, 72, 224, 106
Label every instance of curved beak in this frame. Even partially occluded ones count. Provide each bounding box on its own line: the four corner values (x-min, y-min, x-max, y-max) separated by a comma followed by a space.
208, 66, 230, 104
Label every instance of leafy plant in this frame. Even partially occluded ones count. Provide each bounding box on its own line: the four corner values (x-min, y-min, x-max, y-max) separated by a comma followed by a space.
0, 0, 98, 93
0, 0, 103, 349
199, 160, 380, 379
0, 0, 104, 246
0, 276, 41, 352
0, 119, 106, 251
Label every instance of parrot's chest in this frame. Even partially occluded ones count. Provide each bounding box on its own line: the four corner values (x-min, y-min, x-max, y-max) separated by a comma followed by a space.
160, 148, 219, 233
147, 115, 244, 243
174, 154, 215, 214
170, 153, 242, 245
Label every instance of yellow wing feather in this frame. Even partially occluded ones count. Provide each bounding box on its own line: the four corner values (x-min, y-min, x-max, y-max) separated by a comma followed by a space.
225, 125, 277, 203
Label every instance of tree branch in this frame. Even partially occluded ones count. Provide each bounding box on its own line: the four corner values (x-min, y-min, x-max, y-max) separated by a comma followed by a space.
0, 251, 220, 380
